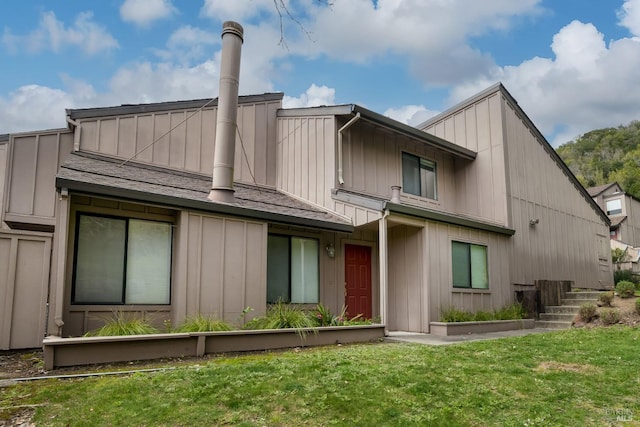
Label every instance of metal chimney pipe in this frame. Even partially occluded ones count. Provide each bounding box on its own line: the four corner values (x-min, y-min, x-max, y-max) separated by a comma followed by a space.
208, 21, 244, 203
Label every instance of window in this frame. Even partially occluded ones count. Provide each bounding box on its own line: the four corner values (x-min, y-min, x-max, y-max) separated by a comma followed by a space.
452, 241, 488, 289
402, 152, 437, 200
267, 235, 319, 303
72, 214, 172, 304
606, 199, 622, 215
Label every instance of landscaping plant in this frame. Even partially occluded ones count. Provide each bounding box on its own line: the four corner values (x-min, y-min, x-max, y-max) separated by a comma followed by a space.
578, 303, 597, 323
84, 311, 159, 336
615, 280, 636, 298
598, 291, 614, 307
175, 314, 233, 332
600, 308, 621, 325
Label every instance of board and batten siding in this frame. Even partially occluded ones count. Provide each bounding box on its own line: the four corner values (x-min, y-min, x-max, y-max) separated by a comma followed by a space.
421, 92, 508, 225
176, 212, 268, 325
0, 142, 7, 229
76, 100, 280, 186
385, 221, 511, 332
0, 230, 52, 349
502, 97, 612, 288
4, 131, 74, 229
617, 195, 640, 247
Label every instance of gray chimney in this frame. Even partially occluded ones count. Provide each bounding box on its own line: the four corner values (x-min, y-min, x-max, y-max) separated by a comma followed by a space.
208, 21, 244, 203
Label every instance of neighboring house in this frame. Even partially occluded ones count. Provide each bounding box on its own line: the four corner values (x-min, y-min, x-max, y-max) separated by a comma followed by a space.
588, 182, 640, 271
0, 28, 612, 350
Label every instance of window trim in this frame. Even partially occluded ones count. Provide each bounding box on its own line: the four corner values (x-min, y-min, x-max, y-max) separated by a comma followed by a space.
401, 151, 438, 200
267, 234, 320, 304
451, 240, 489, 290
71, 212, 173, 305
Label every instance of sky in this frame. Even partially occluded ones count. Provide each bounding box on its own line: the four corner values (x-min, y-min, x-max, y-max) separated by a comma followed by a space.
1, 0, 640, 147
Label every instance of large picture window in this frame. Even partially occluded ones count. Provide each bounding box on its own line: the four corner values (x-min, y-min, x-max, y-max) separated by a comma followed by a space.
267, 235, 319, 304
72, 214, 172, 305
452, 241, 488, 289
402, 152, 437, 200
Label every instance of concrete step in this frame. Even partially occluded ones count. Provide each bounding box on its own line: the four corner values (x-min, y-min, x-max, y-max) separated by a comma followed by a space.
563, 291, 603, 300
545, 305, 580, 314
535, 320, 573, 330
561, 298, 598, 306
539, 312, 577, 322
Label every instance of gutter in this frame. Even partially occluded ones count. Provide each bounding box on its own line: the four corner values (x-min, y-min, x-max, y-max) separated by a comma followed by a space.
337, 112, 361, 185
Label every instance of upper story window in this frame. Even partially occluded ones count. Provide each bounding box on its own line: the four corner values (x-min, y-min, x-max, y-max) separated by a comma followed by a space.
402, 152, 437, 200
606, 199, 622, 215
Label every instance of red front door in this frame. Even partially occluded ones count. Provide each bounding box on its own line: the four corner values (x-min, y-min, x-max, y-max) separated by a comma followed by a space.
344, 244, 372, 319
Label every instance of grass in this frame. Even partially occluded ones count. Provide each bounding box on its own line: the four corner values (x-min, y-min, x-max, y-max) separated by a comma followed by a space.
174, 314, 233, 333
3, 327, 640, 426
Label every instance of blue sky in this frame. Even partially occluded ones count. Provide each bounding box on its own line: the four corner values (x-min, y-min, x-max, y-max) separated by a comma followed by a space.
2, 0, 640, 147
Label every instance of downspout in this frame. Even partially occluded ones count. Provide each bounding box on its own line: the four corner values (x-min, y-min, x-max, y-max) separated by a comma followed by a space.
208, 21, 244, 203
379, 209, 389, 335
66, 116, 81, 152
337, 112, 360, 185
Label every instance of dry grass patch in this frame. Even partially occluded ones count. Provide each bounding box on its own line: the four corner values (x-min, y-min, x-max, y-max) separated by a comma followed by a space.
535, 361, 602, 374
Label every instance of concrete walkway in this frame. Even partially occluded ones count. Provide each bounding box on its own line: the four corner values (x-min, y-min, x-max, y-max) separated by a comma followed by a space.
385, 328, 557, 346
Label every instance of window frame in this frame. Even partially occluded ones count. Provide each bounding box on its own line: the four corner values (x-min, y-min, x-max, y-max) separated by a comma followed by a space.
451, 240, 489, 290
606, 198, 623, 215
401, 151, 438, 200
71, 212, 173, 305
267, 234, 320, 304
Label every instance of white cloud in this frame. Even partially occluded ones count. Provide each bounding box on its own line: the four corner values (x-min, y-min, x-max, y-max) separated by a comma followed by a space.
448, 20, 640, 146
154, 26, 218, 63
0, 85, 77, 132
200, 0, 275, 21
120, 0, 177, 27
384, 105, 439, 127
2, 11, 118, 55
283, 84, 335, 108
618, 0, 640, 36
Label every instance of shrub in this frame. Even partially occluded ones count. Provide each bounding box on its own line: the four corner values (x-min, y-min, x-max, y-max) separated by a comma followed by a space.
578, 303, 597, 323
493, 303, 526, 320
242, 300, 316, 336
600, 308, 620, 325
176, 314, 233, 332
636, 298, 640, 315
615, 280, 636, 298
598, 291, 614, 307
85, 311, 159, 336
614, 269, 640, 286
440, 307, 474, 322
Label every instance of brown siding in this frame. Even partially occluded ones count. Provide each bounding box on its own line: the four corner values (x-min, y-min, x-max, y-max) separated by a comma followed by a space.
617, 195, 640, 246
76, 100, 280, 186
4, 131, 73, 228
0, 143, 7, 229
0, 230, 51, 349
423, 93, 508, 224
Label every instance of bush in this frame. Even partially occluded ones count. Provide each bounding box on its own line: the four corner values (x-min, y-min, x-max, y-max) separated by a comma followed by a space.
176, 314, 233, 332
243, 300, 316, 335
614, 269, 640, 286
85, 311, 159, 336
615, 280, 636, 298
578, 303, 597, 323
598, 291, 614, 307
493, 303, 526, 320
440, 307, 474, 322
636, 298, 640, 315
600, 308, 620, 325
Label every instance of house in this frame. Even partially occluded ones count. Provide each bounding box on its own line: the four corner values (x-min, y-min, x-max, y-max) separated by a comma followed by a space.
588, 182, 640, 271
0, 22, 612, 351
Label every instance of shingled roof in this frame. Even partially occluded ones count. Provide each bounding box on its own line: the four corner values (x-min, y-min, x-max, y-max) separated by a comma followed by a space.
56, 152, 353, 232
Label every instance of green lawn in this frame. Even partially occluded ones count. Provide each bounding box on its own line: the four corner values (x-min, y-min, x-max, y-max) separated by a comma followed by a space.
2, 326, 640, 426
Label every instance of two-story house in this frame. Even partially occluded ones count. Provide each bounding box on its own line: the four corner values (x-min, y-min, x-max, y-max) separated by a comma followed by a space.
0, 23, 612, 350
588, 182, 640, 271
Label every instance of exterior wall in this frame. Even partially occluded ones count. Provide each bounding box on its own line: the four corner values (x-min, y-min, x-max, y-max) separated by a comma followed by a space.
422, 90, 611, 289
422, 93, 508, 225
616, 195, 640, 246
62, 195, 178, 336
0, 142, 7, 229
0, 230, 52, 349
3, 130, 73, 230
386, 219, 511, 333
176, 211, 268, 325
75, 99, 280, 186
277, 115, 337, 209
